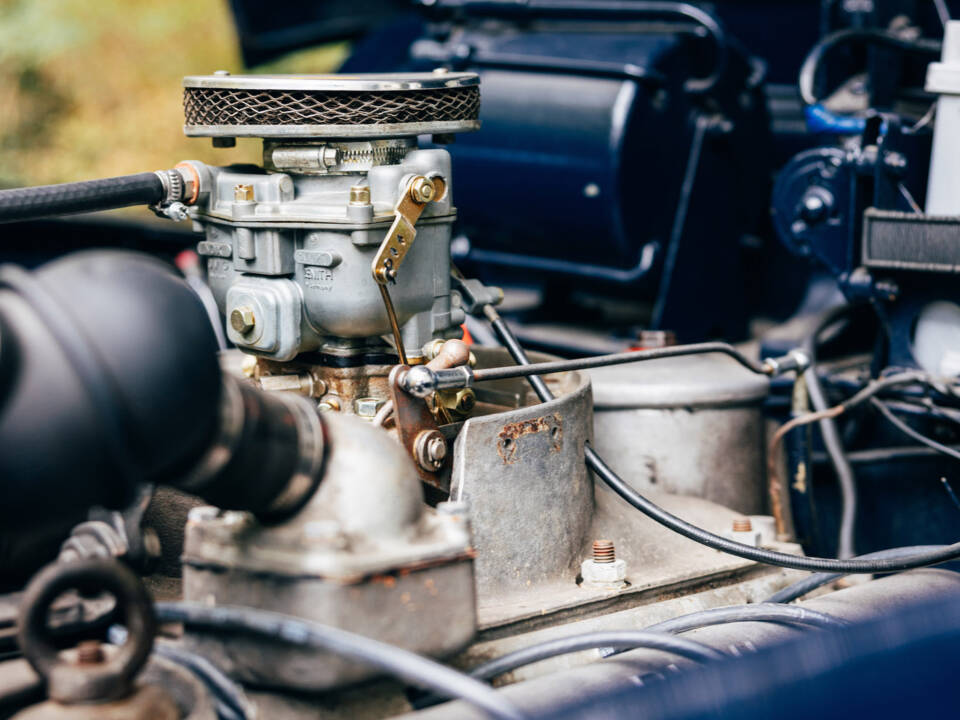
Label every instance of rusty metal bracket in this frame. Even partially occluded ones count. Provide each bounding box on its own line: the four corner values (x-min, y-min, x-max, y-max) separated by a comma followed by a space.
388, 364, 452, 496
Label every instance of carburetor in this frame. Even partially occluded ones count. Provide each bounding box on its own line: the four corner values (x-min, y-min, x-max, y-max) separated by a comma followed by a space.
178, 71, 480, 409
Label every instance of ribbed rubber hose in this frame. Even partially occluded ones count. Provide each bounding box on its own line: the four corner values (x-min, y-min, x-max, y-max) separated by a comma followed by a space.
483, 307, 960, 574
155, 603, 524, 720
0, 173, 165, 224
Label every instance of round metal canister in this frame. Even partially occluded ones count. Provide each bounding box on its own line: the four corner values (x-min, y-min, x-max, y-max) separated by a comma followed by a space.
590, 354, 769, 514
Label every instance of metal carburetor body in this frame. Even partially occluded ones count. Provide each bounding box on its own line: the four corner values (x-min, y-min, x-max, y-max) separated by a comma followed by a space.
182, 71, 479, 412
176, 72, 480, 691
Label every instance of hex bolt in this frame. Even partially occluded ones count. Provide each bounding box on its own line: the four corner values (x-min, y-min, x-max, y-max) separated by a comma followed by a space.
321, 146, 340, 168
581, 540, 627, 587
75, 640, 105, 665
354, 397, 386, 418
233, 184, 254, 203
410, 177, 436, 204
230, 305, 256, 334
349, 185, 371, 206
592, 539, 616, 563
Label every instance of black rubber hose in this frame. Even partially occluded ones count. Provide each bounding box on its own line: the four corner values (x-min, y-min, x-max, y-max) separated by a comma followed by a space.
765, 545, 949, 604
152, 644, 254, 720
109, 625, 253, 720
798, 28, 941, 106
154, 603, 524, 720
467, 631, 724, 683
482, 305, 960, 574
0, 173, 164, 224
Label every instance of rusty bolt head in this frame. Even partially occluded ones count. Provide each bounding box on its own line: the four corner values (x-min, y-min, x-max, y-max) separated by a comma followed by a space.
410, 177, 436, 204
230, 306, 256, 334
414, 429, 446, 471
233, 183, 254, 202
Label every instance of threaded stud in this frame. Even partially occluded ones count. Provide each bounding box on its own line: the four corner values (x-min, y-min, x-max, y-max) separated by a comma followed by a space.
592, 539, 616, 563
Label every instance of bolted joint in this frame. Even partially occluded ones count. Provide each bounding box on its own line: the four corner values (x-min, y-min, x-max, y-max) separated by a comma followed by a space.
414, 429, 447, 472
762, 349, 810, 376
230, 305, 256, 334
400, 365, 473, 398
410, 176, 437, 204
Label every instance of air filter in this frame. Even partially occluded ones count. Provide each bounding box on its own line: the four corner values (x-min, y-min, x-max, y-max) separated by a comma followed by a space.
183, 72, 480, 138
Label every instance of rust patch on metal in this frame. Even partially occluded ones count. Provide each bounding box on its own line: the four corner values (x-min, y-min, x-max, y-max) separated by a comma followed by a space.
497, 413, 563, 464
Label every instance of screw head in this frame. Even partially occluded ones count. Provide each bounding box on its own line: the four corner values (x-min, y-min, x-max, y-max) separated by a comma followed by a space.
410, 177, 436, 204
230, 305, 256, 334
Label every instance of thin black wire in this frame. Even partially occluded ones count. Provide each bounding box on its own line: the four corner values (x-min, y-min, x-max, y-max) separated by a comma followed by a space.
765, 545, 949, 603
644, 604, 848, 634
872, 398, 960, 463
466, 631, 724, 683
470, 340, 770, 383
483, 306, 960, 574
803, 305, 861, 559
155, 603, 523, 720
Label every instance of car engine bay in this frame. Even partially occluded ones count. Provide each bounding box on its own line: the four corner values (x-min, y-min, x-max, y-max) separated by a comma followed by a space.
3, 1, 960, 718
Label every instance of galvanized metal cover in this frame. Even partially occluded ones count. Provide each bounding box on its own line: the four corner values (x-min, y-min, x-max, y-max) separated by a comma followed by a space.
590, 354, 769, 409
183, 72, 480, 138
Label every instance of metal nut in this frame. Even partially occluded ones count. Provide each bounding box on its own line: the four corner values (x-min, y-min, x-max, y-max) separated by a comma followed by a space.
349, 185, 371, 206
414, 429, 447, 472
440, 388, 476, 414
230, 305, 256, 334
355, 397, 387, 418
410, 176, 436, 204
233, 183, 254, 202
581, 557, 627, 586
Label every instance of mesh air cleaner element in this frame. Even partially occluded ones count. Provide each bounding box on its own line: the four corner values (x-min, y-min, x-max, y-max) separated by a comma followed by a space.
182, 73, 480, 138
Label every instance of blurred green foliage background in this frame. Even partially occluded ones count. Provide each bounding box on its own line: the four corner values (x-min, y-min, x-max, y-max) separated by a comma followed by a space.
0, 0, 347, 188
